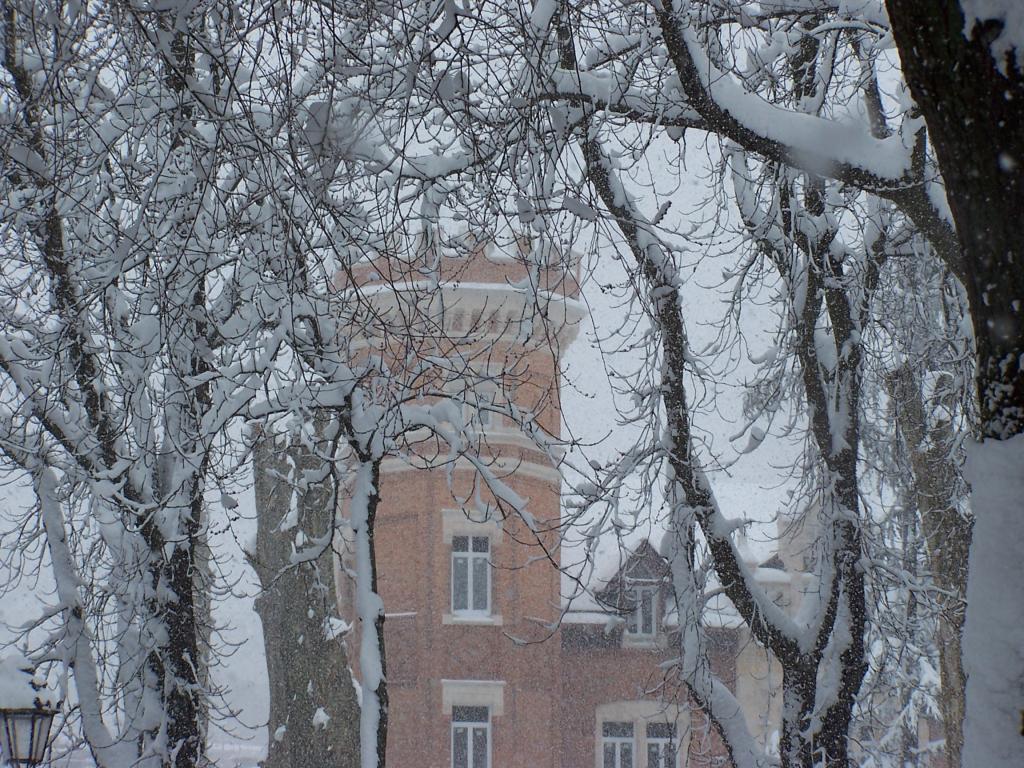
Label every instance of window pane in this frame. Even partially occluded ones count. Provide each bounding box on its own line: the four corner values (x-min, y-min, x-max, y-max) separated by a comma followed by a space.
453, 536, 469, 552
453, 556, 469, 611
471, 536, 489, 553
452, 706, 489, 723
603, 743, 617, 768
472, 557, 489, 612
472, 725, 488, 768
453, 726, 468, 768
621, 742, 633, 768
647, 722, 675, 739
650, 741, 676, 768
9, 715, 33, 760
602, 721, 633, 738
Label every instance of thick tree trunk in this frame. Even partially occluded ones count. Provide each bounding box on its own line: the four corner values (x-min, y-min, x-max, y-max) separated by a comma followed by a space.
887, 5, 1024, 765
161, 536, 204, 768
887, 2, 1024, 440
252, 431, 360, 768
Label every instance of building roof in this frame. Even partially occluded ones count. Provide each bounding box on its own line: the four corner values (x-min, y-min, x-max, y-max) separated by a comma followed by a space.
561, 531, 794, 631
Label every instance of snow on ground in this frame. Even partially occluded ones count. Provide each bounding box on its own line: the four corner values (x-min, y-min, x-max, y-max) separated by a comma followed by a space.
962, 433, 1024, 768
204, 479, 270, 760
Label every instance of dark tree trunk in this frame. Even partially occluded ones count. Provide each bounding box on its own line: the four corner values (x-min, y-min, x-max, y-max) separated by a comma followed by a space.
162, 534, 204, 768
887, 6, 1024, 765
887, 1, 1024, 440
252, 431, 360, 768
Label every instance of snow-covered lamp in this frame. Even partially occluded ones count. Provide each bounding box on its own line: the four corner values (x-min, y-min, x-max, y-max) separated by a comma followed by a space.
0, 655, 57, 766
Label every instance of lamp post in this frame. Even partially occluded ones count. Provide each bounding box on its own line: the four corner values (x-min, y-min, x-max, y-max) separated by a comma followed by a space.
0, 655, 58, 766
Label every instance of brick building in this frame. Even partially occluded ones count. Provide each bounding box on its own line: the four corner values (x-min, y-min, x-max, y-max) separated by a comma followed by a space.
337, 234, 796, 768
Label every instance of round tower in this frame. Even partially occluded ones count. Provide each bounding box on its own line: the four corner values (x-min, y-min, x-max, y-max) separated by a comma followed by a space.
341, 230, 583, 768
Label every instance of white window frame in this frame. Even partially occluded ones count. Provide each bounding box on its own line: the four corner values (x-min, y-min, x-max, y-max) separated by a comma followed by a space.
451, 535, 491, 617
451, 705, 490, 768
442, 511, 502, 625
594, 702, 689, 768
625, 585, 658, 640
601, 721, 635, 768
645, 722, 678, 768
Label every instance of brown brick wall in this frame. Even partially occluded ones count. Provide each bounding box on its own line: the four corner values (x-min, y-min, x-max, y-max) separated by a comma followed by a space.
557, 629, 735, 768
342, 245, 733, 768
374, 461, 564, 768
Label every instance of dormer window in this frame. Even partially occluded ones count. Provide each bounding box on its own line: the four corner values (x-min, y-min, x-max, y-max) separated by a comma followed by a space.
625, 586, 658, 640
592, 540, 669, 645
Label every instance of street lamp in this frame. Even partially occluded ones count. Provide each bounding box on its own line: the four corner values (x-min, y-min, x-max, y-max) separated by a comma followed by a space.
0, 655, 58, 766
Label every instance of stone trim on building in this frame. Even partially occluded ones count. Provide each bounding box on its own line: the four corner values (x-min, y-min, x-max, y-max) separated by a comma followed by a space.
441, 508, 505, 544
441, 680, 506, 717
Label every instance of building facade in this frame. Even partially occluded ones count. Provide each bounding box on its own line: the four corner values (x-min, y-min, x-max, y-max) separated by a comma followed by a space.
337, 235, 789, 768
